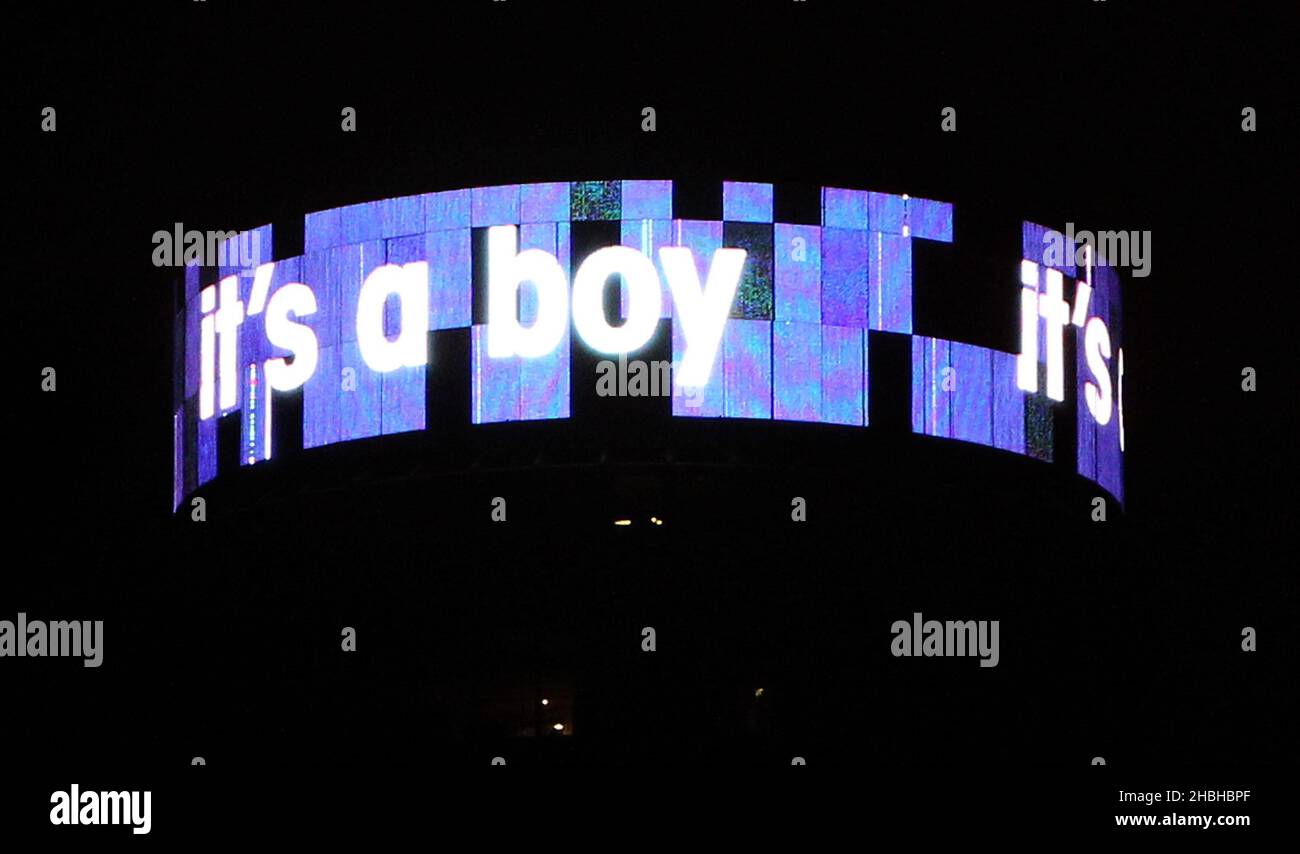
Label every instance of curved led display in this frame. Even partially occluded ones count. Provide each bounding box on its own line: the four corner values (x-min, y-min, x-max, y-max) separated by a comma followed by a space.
172, 180, 1124, 509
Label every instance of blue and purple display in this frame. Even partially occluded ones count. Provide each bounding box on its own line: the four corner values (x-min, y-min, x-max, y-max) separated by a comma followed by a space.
173, 180, 1123, 509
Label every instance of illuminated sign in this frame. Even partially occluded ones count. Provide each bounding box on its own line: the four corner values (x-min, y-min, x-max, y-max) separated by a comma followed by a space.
172, 180, 1124, 508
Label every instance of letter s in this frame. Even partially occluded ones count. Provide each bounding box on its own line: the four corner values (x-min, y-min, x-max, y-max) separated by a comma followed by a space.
1084, 316, 1112, 426
263, 284, 320, 391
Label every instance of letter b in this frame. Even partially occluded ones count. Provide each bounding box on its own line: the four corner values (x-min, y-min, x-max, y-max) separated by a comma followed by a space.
487, 226, 568, 359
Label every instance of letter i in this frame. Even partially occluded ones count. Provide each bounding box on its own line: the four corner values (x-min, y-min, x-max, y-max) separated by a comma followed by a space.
1017, 260, 1039, 393
216, 276, 245, 412
200, 285, 217, 419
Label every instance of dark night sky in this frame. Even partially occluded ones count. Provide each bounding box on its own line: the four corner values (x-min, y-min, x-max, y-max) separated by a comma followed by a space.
6, 0, 1295, 837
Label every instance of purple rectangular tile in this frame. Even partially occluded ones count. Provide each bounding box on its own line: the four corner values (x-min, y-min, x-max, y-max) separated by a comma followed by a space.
775, 223, 821, 323
908, 196, 953, 242
930, 338, 952, 437
338, 338, 383, 442
868, 192, 906, 234
197, 414, 217, 486
472, 184, 521, 227
520, 182, 571, 223
305, 206, 342, 253
952, 342, 993, 447
426, 228, 471, 330
723, 181, 774, 223
871, 231, 912, 333
341, 201, 384, 245
822, 187, 869, 229
773, 321, 821, 422
425, 188, 471, 231
519, 329, 570, 421
333, 240, 386, 344
821, 228, 870, 326
992, 350, 1025, 454
381, 363, 426, 436
822, 325, 864, 426
723, 319, 772, 419
303, 250, 339, 349
621, 180, 672, 220
912, 337, 953, 437
471, 325, 521, 424
303, 343, 341, 450
911, 335, 926, 433
381, 194, 426, 238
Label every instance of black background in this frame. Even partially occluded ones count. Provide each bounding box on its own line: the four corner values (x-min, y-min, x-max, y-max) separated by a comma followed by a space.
7, 0, 1295, 839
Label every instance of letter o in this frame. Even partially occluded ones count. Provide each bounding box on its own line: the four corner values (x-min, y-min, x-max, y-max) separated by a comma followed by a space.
571, 246, 662, 355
